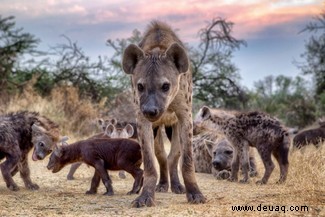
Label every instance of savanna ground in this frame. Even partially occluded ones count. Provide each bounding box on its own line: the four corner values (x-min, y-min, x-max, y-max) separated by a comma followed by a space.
0, 87, 324, 217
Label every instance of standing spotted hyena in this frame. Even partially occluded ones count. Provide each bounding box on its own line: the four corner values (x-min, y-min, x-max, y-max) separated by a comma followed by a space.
122, 20, 206, 207
194, 107, 290, 184
0, 111, 61, 191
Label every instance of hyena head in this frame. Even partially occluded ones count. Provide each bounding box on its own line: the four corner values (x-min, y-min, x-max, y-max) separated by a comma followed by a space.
47, 145, 66, 173
31, 124, 60, 161
105, 123, 134, 138
97, 118, 117, 132
122, 43, 189, 122
194, 106, 234, 132
204, 139, 233, 171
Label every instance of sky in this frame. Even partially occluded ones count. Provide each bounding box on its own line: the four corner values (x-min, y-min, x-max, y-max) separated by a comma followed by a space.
0, 0, 323, 89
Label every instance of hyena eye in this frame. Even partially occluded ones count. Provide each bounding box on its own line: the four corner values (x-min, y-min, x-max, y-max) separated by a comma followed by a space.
161, 83, 170, 92
137, 84, 144, 92
225, 150, 233, 155
38, 142, 45, 147
213, 151, 216, 156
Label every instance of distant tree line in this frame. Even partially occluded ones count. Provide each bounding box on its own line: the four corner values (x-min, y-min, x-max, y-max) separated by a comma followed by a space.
0, 13, 324, 128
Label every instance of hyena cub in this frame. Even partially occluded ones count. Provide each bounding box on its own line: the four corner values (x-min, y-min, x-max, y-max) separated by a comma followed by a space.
194, 107, 290, 184
66, 120, 135, 180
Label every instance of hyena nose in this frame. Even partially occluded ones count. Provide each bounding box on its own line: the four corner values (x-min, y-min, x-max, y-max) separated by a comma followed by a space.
213, 161, 222, 169
142, 106, 159, 118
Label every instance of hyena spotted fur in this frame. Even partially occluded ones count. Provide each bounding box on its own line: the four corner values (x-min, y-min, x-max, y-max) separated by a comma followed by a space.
194, 107, 290, 184
122, 20, 206, 207
0, 111, 61, 191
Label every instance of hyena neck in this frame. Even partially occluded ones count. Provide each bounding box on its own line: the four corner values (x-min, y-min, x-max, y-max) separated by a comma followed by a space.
62, 144, 83, 164
210, 115, 232, 134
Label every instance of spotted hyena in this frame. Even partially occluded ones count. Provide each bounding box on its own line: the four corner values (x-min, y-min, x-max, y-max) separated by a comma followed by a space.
192, 130, 257, 179
293, 119, 325, 149
66, 120, 136, 180
194, 107, 290, 184
0, 111, 61, 191
122, 20, 206, 207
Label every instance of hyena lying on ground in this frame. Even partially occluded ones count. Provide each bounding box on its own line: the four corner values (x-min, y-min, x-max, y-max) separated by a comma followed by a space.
0, 111, 61, 191
122, 20, 206, 207
192, 129, 257, 179
67, 120, 136, 180
194, 107, 290, 184
204, 139, 258, 180
47, 138, 143, 196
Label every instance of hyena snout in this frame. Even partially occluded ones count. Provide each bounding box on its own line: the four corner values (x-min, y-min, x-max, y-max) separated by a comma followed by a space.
212, 159, 227, 170
142, 105, 159, 119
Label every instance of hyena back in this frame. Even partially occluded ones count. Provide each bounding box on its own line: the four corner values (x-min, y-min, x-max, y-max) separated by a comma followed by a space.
122, 20, 206, 207
0, 111, 60, 191
195, 107, 290, 184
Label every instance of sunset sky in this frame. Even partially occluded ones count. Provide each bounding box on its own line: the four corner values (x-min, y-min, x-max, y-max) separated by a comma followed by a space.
0, 0, 323, 88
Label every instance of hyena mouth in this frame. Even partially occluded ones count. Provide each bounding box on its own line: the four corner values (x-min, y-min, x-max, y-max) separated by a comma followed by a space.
32, 149, 44, 161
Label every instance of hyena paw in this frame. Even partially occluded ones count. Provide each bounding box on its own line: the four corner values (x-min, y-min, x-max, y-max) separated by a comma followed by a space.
155, 183, 169, 193
171, 183, 186, 194
256, 180, 266, 185
103, 191, 114, 196
118, 171, 126, 179
85, 190, 97, 195
215, 170, 231, 180
249, 170, 258, 177
8, 183, 20, 191
239, 178, 249, 184
26, 183, 39, 190
228, 176, 238, 182
66, 175, 75, 180
186, 192, 207, 204
131, 194, 156, 208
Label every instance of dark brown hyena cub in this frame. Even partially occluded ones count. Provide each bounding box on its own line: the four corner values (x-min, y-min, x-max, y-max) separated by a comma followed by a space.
66, 120, 136, 180
194, 107, 290, 184
48, 138, 143, 195
0, 111, 61, 191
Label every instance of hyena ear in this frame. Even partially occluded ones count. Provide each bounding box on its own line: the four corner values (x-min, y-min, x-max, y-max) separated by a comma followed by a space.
97, 118, 104, 126
165, 43, 189, 74
32, 123, 46, 135
109, 118, 117, 126
201, 106, 211, 120
105, 124, 115, 137
204, 140, 215, 157
124, 124, 134, 138
59, 136, 69, 146
54, 146, 63, 158
122, 44, 145, 74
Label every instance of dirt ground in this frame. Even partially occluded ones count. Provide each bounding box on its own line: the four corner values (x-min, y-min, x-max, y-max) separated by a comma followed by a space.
0, 148, 324, 217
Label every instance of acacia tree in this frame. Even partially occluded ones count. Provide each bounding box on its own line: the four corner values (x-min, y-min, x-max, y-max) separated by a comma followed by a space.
190, 18, 247, 109
0, 15, 39, 102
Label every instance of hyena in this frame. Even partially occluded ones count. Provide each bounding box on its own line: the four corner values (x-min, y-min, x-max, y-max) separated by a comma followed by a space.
0, 111, 61, 191
48, 138, 143, 196
122, 20, 206, 207
293, 119, 325, 149
192, 129, 257, 179
204, 139, 258, 180
66, 121, 136, 180
194, 107, 290, 184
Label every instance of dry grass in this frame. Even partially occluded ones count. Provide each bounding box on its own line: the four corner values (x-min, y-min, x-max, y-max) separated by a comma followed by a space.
0, 90, 324, 217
